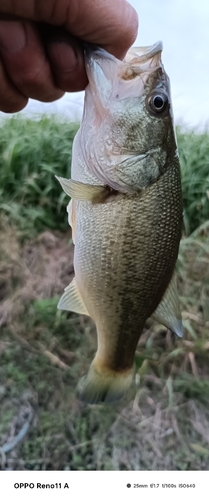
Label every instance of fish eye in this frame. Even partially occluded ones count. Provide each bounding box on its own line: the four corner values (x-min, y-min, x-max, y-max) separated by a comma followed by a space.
148, 92, 168, 114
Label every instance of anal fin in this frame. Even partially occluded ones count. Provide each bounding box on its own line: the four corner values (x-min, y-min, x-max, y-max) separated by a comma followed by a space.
58, 278, 90, 316
152, 273, 183, 338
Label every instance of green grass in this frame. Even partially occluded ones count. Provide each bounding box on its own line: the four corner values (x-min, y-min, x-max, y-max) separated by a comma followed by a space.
177, 127, 209, 234
0, 116, 79, 236
0, 117, 208, 237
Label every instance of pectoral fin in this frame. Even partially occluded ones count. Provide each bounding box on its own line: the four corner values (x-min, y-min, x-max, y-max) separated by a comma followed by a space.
58, 278, 90, 316
55, 176, 108, 203
152, 273, 183, 338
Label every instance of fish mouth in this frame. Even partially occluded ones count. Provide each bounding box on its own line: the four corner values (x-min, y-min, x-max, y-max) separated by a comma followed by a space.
124, 41, 163, 63
84, 40, 163, 65
84, 41, 163, 83
121, 41, 163, 79
84, 40, 162, 63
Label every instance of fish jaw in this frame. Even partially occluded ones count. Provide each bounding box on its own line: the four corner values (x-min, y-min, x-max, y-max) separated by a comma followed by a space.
124, 41, 163, 62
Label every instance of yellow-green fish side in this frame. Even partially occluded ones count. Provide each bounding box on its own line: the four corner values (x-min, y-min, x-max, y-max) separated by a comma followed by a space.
74, 159, 182, 372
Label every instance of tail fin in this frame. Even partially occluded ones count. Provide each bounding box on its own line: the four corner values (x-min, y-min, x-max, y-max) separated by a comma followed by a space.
77, 360, 135, 404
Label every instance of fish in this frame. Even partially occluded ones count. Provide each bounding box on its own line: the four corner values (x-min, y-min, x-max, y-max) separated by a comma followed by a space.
56, 41, 183, 405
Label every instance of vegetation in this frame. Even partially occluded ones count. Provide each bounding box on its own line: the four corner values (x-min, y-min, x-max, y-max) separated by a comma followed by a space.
177, 127, 209, 235
0, 117, 79, 236
0, 116, 209, 471
0, 117, 208, 237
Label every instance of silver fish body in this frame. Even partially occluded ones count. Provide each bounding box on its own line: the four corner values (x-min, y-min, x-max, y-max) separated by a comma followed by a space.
57, 41, 183, 404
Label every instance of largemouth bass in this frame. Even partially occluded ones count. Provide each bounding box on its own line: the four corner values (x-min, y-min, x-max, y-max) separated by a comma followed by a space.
56, 41, 183, 404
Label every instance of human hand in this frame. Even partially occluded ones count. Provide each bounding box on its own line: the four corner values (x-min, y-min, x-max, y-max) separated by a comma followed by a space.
0, 0, 138, 112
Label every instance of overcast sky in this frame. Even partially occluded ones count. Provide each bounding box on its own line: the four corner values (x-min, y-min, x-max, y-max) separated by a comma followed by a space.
3, 0, 209, 129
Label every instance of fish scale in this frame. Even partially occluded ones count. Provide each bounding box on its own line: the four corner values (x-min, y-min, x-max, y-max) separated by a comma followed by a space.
74, 159, 182, 373
56, 41, 183, 404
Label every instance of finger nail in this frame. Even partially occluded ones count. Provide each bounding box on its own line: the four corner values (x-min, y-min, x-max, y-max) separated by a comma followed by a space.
0, 21, 26, 52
